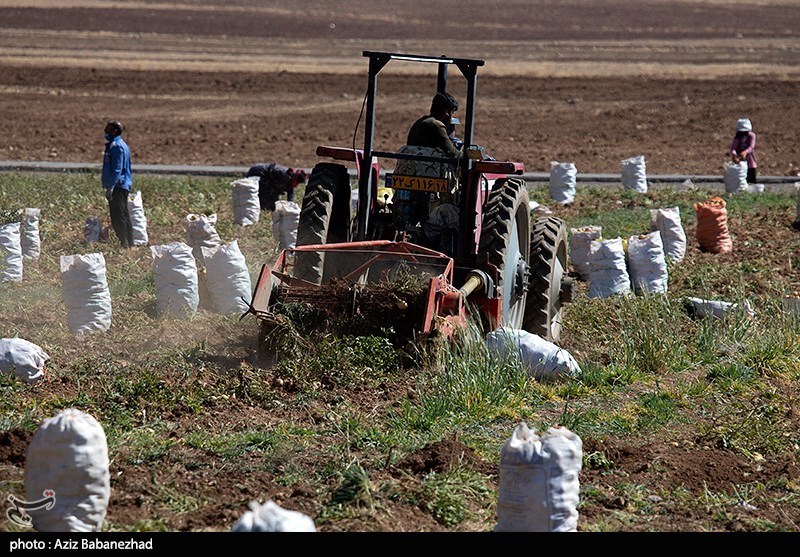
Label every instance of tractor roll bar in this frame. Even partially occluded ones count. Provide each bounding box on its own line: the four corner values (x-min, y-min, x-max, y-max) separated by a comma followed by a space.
356, 51, 485, 241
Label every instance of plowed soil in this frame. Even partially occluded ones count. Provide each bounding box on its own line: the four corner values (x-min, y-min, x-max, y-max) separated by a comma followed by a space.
1, 0, 800, 177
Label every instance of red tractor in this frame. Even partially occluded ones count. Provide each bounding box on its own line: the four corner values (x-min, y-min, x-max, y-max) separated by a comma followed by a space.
249, 51, 571, 354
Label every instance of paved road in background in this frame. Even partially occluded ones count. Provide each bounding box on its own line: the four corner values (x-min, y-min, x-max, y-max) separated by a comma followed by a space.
1, 160, 798, 191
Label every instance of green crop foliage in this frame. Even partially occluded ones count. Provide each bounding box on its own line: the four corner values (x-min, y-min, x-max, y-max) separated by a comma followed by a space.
4, 174, 800, 532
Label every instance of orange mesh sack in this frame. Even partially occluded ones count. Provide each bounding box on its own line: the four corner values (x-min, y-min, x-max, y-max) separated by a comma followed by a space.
693, 197, 732, 254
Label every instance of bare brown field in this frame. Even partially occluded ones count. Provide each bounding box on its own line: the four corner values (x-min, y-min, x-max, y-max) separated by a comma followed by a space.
2, 1, 800, 535
1, 0, 799, 176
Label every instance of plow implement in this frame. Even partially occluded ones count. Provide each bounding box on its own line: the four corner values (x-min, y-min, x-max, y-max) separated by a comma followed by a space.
249, 241, 489, 349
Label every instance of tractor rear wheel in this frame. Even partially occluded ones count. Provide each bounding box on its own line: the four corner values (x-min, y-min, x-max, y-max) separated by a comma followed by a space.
478, 178, 531, 330
523, 216, 568, 343
294, 163, 351, 284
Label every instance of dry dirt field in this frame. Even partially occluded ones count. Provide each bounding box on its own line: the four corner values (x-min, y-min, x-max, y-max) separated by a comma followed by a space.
2, 0, 800, 535
1, 0, 800, 177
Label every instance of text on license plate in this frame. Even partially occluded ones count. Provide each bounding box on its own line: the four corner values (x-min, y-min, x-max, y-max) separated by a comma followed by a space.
390, 174, 449, 193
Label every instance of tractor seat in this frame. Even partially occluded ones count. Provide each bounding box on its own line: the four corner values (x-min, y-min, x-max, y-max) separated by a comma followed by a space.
393, 145, 454, 179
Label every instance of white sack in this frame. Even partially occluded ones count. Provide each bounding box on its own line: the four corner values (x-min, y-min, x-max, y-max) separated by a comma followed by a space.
83, 216, 102, 244
495, 422, 582, 532
0, 221, 23, 282
0, 337, 49, 384
782, 297, 800, 317
60, 253, 112, 338
529, 201, 553, 217
196, 267, 214, 312
20, 208, 41, 260
151, 242, 199, 319
723, 160, 749, 194
686, 297, 755, 319
201, 240, 252, 314
485, 327, 581, 381
587, 237, 631, 298
627, 232, 668, 294
569, 226, 602, 280
184, 213, 221, 309
621, 155, 648, 192
649, 207, 686, 263
794, 183, 800, 224
271, 200, 301, 251
185, 213, 222, 264
549, 161, 577, 204
25, 408, 110, 532
127, 190, 149, 246
231, 176, 261, 226
231, 500, 317, 532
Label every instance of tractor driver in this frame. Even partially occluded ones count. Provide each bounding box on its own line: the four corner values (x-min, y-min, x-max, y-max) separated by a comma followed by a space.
406, 91, 462, 157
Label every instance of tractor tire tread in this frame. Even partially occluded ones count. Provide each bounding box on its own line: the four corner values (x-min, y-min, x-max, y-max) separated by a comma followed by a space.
523, 216, 568, 342
295, 163, 349, 283
478, 178, 530, 331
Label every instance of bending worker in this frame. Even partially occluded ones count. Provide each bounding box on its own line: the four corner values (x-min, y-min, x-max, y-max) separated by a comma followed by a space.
730, 117, 758, 186
246, 163, 307, 212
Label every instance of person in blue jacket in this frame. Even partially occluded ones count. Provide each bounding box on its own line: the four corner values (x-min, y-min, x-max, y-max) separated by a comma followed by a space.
101, 120, 133, 247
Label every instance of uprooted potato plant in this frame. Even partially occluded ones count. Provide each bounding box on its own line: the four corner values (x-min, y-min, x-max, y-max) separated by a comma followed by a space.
271, 263, 430, 337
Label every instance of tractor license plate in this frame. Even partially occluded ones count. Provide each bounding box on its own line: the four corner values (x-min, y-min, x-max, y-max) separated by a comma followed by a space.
390, 174, 449, 193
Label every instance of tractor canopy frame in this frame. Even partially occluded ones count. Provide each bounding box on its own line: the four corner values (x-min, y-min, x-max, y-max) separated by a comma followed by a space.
355, 51, 486, 262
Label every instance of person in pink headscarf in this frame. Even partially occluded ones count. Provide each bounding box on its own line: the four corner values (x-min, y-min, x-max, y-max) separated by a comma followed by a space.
730, 118, 758, 186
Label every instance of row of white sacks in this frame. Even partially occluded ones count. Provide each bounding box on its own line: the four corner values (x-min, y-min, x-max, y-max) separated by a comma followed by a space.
83, 184, 300, 251
85, 178, 274, 243
75, 212, 244, 339
549, 156, 766, 204
569, 206, 687, 297
72, 206, 300, 335
2, 168, 796, 282
63, 239, 251, 339
228, 176, 302, 250
0, 209, 41, 282
549, 157, 648, 203
228, 176, 303, 247
0, 195, 146, 282
1, 211, 251, 339
2, 190, 301, 285
65, 205, 299, 339
16, 406, 582, 532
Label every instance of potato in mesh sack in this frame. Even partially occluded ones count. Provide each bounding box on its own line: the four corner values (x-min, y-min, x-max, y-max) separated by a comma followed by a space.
694, 196, 732, 254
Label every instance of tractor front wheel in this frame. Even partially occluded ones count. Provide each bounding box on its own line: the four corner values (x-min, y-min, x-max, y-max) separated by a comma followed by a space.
523, 216, 569, 343
478, 178, 531, 330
